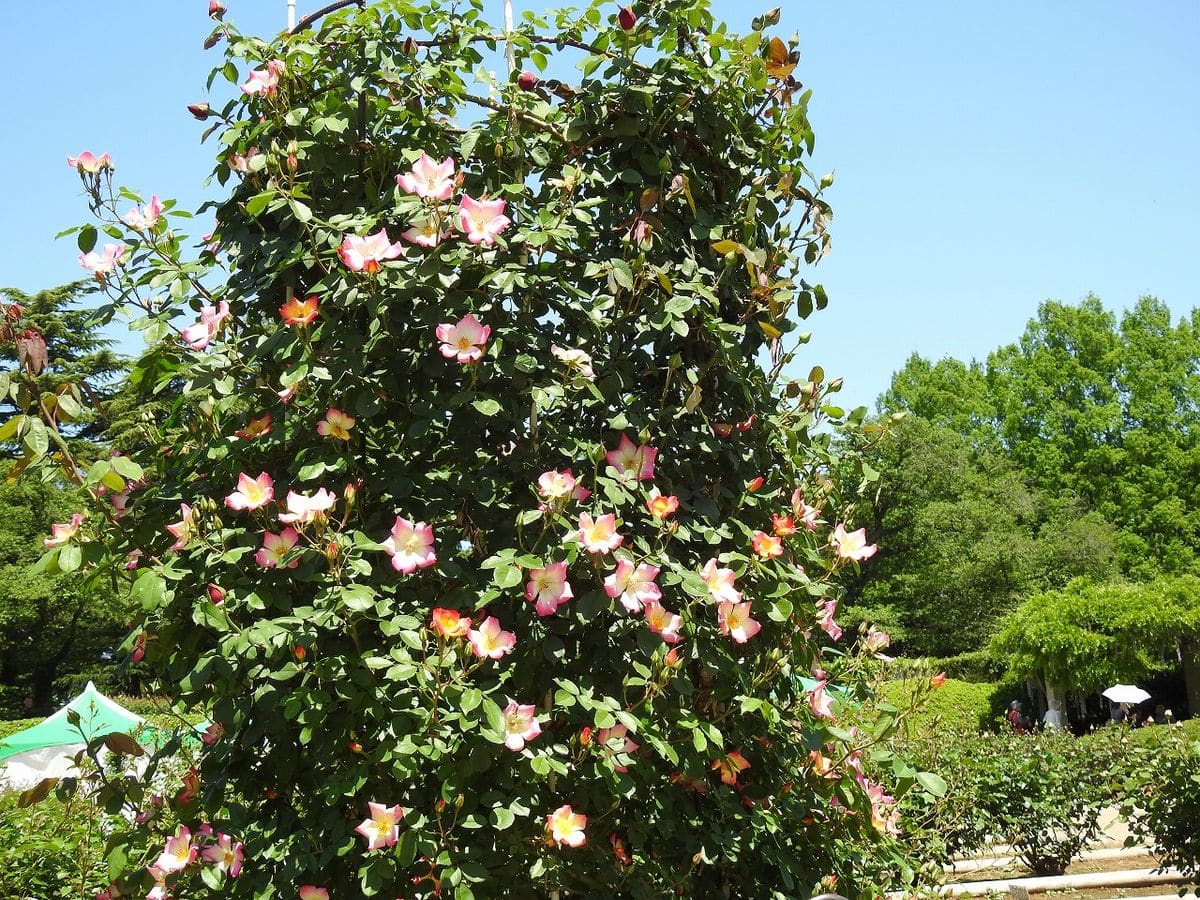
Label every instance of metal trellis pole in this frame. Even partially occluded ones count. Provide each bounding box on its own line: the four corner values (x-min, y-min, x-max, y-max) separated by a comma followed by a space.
503, 0, 516, 75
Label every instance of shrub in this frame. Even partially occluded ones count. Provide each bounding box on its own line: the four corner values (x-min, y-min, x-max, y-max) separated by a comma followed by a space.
0, 792, 108, 899
930, 650, 1006, 684
902, 729, 1117, 874
882, 676, 999, 734
9, 1, 928, 898
1120, 730, 1200, 883
0, 717, 41, 741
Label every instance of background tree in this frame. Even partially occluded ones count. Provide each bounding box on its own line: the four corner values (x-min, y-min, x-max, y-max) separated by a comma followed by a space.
846, 415, 1116, 657
0, 464, 131, 713
0, 282, 124, 474
857, 294, 1200, 659
0, 283, 136, 713
991, 576, 1200, 719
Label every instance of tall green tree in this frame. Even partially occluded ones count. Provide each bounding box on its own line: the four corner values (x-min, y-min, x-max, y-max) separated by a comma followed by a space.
877, 295, 1200, 588
0, 282, 125, 472
0, 285, 136, 712
0, 465, 131, 712
846, 415, 1116, 657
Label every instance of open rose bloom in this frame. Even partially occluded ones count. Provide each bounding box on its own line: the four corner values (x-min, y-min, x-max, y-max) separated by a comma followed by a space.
354, 802, 403, 850
502, 699, 541, 750
831, 523, 877, 561
45, 512, 85, 547
317, 407, 355, 440
458, 194, 511, 245
277, 489, 337, 525
225, 472, 274, 511
338, 228, 403, 274
468, 616, 516, 659
66, 151, 113, 173
430, 607, 472, 638
382, 515, 437, 573
201, 833, 245, 878
256, 528, 300, 569
525, 561, 573, 616
154, 825, 197, 874
604, 560, 661, 612
436, 314, 490, 363
718, 600, 761, 644
397, 153, 456, 201
546, 804, 587, 848
605, 435, 657, 481
280, 293, 319, 326
78, 243, 127, 281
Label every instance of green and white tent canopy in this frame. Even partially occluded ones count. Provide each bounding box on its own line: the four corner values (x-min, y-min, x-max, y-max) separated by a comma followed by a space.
0, 682, 144, 790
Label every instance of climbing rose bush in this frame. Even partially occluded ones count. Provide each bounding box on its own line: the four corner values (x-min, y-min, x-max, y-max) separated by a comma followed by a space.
18, 0, 932, 896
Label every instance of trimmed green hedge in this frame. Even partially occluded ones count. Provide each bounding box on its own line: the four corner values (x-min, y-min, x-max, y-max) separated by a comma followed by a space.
882, 677, 1000, 734
0, 711, 203, 746
0, 717, 41, 742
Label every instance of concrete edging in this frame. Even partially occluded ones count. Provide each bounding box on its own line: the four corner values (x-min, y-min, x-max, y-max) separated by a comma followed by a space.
937, 867, 1187, 897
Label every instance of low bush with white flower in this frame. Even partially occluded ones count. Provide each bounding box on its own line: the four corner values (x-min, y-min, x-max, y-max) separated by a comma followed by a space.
6, 0, 944, 897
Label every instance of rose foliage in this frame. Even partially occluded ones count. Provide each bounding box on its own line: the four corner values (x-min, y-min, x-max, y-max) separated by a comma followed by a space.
15, 0, 934, 896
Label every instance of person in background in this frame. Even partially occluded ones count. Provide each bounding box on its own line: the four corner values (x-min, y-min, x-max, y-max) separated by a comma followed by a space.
1007, 700, 1030, 733
1042, 706, 1064, 730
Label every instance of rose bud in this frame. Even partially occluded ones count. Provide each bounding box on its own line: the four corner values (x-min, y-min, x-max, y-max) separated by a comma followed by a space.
518, 71, 539, 91
580, 726, 592, 747
746, 476, 764, 492
618, 5, 637, 30
188, 102, 212, 120
712, 423, 733, 438
737, 415, 755, 432
209, 0, 225, 18
204, 31, 223, 50
207, 583, 225, 604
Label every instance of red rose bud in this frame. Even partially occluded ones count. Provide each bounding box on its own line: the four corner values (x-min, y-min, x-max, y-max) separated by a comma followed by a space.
348, 741, 363, 753
294, 645, 307, 660
618, 5, 637, 30
518, 71, 539, 91
209, 0, 225, 18
207, 583, 225, 604
580, 726, 592, 747
712, 422, 733, 438
188, 102, 212, 120
664, 647, 681, 667
746, 476, 765, 492
737, 415, 756, 432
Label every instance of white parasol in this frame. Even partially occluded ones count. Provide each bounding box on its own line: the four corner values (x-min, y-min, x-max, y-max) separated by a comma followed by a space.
1102, 684, 1151, 705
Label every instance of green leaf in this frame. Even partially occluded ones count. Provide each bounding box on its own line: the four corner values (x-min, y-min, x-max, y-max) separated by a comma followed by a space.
245, 190, 276, 218
77, 225, 98, 254
57, 542, 81, 573
916, 771, 948, 797
493, 563, 523, 590
489, 806, 515, 830
342, 585, 377, 612
110, 456, 144, 481
472, 398, 502, 417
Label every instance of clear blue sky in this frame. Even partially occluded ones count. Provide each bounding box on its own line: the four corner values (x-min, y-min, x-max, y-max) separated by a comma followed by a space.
3, 1, 1197, 410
